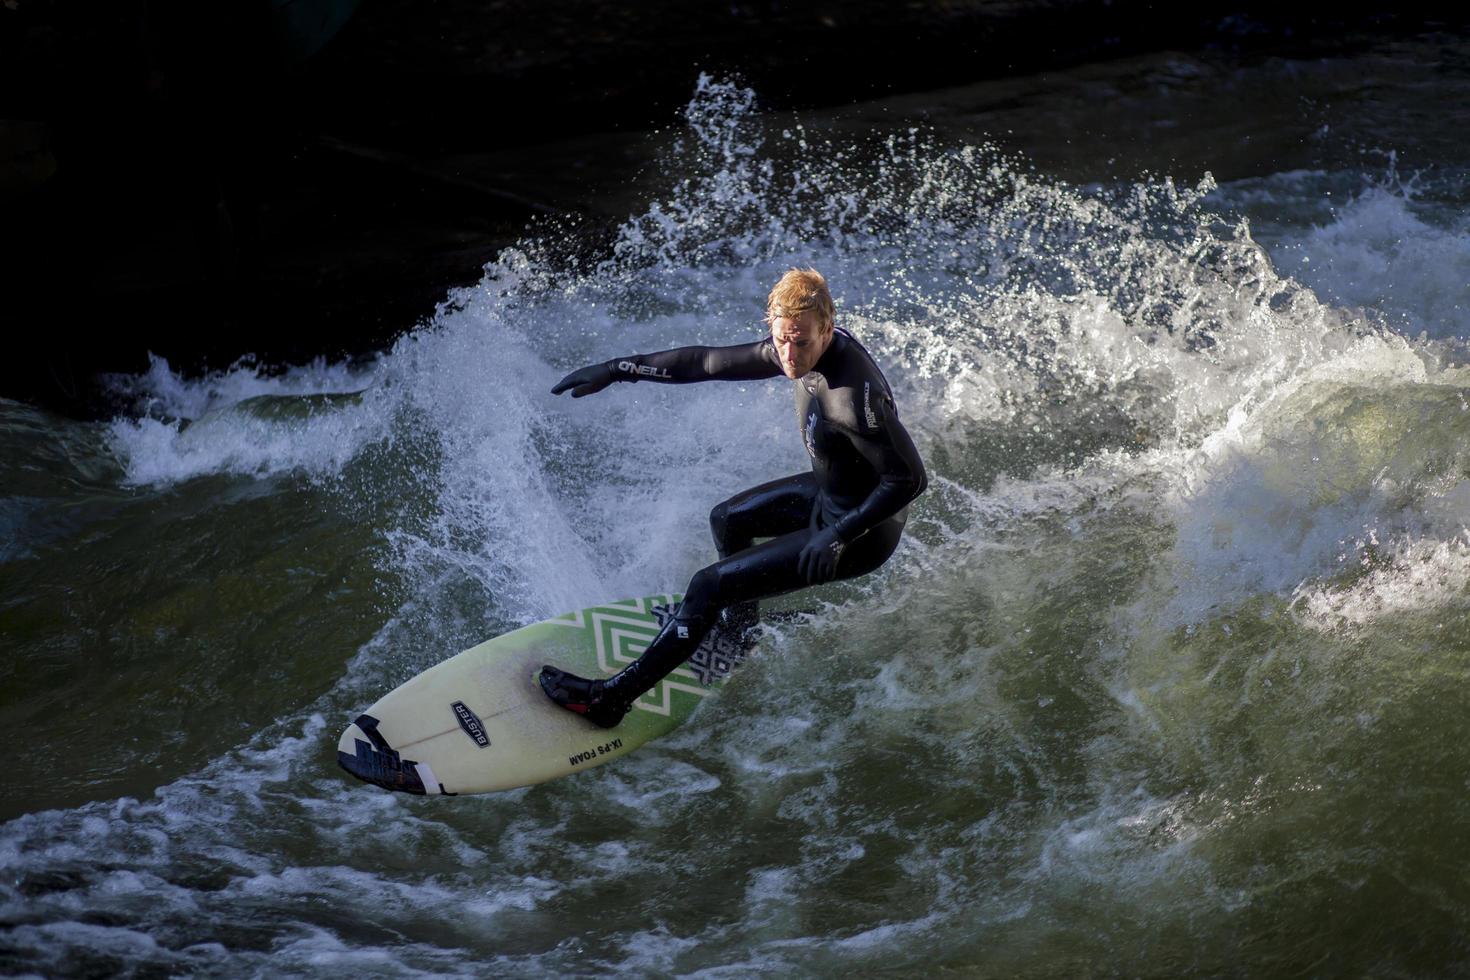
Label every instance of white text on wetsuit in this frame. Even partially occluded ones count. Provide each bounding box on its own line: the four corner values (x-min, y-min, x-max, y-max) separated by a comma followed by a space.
617, 361, 671, 379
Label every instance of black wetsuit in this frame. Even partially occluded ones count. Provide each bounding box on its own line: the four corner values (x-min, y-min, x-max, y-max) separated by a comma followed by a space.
541, 328, 927, 726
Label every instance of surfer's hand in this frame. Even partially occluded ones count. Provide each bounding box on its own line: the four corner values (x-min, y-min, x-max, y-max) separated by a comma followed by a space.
799, 526, 845, 584
552, 362, 615, 398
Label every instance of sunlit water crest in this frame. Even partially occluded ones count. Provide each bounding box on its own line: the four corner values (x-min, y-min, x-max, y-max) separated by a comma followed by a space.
4, 74, 1470, 976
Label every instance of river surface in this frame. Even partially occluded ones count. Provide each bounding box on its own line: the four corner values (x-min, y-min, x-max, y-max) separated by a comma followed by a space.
4, 32, 1470, 977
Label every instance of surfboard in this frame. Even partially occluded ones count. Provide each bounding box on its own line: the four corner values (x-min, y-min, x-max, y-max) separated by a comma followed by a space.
336, 593, 750, 795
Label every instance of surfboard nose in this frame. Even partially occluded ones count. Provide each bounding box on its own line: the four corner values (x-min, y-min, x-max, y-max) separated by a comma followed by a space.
336, 714, 445, 795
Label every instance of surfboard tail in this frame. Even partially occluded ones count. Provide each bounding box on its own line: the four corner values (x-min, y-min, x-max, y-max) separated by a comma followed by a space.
336, 714, 449, 796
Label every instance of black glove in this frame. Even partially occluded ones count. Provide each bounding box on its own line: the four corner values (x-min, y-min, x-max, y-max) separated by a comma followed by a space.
798, 524, 846, 584
551, 361, 615, 398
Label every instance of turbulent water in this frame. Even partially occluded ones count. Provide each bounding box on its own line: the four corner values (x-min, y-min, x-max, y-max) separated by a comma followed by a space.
5, 50, 1470, 977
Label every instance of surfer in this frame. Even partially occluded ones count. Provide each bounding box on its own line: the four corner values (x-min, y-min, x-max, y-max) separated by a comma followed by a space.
540, 268, 927, 727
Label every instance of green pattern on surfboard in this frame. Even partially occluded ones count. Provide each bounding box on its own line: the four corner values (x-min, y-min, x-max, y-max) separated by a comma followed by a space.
541, 592, 750, 740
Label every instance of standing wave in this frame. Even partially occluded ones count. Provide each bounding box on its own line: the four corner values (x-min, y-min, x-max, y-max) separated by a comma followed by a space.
3, 76, 1469, 977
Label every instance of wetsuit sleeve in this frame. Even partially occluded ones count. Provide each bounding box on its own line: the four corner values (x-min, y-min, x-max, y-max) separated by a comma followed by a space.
830, 397, 928, 543
605, 339, 782, 384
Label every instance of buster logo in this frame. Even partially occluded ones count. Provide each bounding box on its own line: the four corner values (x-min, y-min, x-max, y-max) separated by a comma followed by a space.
452, 701, 490, 748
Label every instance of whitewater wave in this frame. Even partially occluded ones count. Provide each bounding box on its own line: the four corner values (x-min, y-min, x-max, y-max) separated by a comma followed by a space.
8, 71, 1466, 977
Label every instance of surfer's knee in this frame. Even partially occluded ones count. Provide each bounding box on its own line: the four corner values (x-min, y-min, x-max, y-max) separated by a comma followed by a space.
680, 565, 724, 623
687, 564, 722, 601
709, 500, 731, 552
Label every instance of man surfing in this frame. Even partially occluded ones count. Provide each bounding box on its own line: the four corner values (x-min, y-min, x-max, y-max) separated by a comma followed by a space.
540, 268, 927, 727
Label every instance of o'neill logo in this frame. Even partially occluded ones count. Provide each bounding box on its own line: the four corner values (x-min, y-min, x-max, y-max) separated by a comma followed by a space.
452, 701, 490, 748
617, 360, 672, 380
863, 382, 878, 429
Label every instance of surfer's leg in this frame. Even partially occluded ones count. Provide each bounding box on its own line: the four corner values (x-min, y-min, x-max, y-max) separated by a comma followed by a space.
709, 472, 817, 557
832, 513, 906, 581
540, 515, 907, 728
539, 533, 812, 727
708, 472, 817, 635
680, 513, 904, 624
549, 533, 813, 725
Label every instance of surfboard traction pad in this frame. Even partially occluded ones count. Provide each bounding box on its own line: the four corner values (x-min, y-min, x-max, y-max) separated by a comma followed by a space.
338, 595, 754, 795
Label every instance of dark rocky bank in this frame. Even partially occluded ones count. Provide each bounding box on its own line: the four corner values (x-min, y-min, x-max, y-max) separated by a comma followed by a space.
2, 0, 1465, 417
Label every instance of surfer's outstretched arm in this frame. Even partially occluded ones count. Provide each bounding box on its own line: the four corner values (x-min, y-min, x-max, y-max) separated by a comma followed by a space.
551, 340, 782, 397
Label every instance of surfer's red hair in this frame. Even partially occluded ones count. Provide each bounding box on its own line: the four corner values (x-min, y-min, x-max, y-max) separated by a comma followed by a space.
766, 268, 834, 332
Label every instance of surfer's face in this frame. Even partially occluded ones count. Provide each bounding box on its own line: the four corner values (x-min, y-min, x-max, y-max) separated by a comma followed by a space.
770, 310, 832, 379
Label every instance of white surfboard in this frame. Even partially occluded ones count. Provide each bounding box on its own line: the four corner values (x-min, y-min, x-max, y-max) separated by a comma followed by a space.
337, 593, 750, 795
